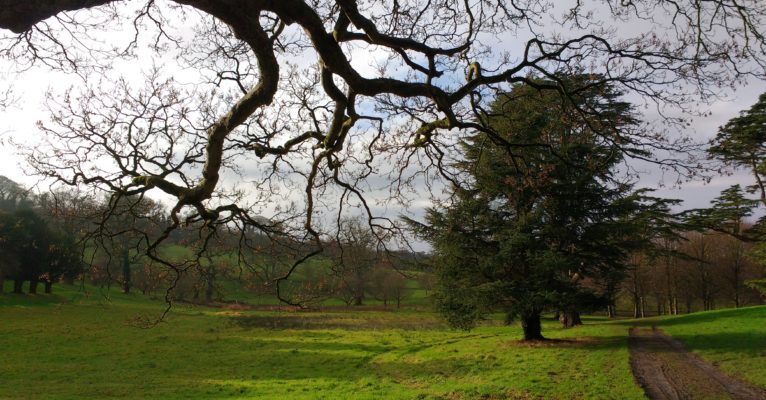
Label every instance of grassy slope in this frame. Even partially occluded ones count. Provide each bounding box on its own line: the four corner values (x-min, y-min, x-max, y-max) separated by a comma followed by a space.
0, 286, 643, 400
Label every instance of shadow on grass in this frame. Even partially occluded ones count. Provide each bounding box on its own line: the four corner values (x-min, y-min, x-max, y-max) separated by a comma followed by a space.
189, 341, 605, 389
230, 313, 452, 331
229, 336, 397, 354
505, 335, 626, 350
0, 293, 65, 306
192, 332, 633, 399
0, 304, 639, 399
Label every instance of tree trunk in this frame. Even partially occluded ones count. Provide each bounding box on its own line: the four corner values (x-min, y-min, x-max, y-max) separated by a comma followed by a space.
13, 278, 23, 294
121, 249, 131, 294
44, 281, 52, 294
205, 265, 215, 303
354, 270, 365, 306
0, 274, 4, 294
28, 279, 38, 294
521, 312, 544, 340
205, 280, 214, 303
560, 311, 582, 328
607, 304, 616, 319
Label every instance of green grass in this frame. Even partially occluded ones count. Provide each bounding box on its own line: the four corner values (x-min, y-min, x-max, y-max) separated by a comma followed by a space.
0, 287, 645, 400
4, 282, 764, 399
0, 281, 157, 307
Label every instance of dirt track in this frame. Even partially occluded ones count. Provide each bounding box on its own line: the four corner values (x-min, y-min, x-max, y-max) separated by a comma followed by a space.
629, 327, 766, 400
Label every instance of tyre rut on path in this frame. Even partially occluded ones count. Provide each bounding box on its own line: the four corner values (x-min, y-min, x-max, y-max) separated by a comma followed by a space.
628, 326, 766, 400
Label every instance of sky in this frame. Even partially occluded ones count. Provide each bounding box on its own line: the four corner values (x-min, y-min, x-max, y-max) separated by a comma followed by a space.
0, 2, 765, 234
2, 72, 762, 219
635, 84, 765, 212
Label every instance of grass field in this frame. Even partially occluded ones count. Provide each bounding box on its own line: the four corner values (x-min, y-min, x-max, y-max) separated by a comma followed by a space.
1, 284, 764, 399
1, 284, 643, 400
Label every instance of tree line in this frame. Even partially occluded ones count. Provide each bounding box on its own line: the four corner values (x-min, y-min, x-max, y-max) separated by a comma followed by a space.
0, 178, 171, 296
0, 177, 84, 294
0, 178, 420, 308
626, 229, 764, 317
625, 92, 766, 316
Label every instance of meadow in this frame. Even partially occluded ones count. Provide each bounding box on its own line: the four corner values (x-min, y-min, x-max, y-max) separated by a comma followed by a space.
1, 284, 764, 399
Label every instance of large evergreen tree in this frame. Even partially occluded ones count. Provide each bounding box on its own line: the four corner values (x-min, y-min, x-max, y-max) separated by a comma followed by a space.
690, 93, 766, 266
0, 208, 53, 293
407, 77, 661, 340
684, 185, 760, 238
0, 178, 86, 294
709, 93, 766, 207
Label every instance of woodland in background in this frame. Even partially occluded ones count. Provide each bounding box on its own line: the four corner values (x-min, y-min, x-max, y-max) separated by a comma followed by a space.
625, 230, 765, 317
2, 174, 763, 320
0, 175, 422, 308
0, 0, 764, 310
0, 1, 765, 339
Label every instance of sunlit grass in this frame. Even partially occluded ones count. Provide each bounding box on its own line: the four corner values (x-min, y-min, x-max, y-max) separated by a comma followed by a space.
4, 281, 766, 399
0, 287, 645, 399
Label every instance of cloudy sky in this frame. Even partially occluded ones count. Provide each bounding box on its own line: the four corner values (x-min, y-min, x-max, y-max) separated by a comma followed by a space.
2, 67, 762, 217
0, 2, 765, 226
636, 84, 765, 212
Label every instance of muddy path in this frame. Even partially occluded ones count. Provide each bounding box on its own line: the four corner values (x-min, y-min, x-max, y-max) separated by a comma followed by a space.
629, 327, 766, 400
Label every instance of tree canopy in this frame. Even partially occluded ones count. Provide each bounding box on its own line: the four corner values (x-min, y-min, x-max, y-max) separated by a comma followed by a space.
709, 92, 766, 206
685, 93, 766, 247
0, 177, 88, 294
406, 78, 675, 339
0, 1, 765, 304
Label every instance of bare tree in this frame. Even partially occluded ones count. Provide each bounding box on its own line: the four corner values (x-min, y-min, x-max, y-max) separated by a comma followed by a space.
682, 232, 722, 311
367, 259, 412, 308
1, 1, 765, 308
329, 217, 378, 306
715, 234, 749, 308
0, 176, 31, 211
